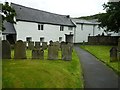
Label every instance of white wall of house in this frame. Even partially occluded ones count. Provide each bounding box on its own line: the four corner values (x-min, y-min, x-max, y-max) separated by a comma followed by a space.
14, 21, 75, 43
74, 24, 105, 43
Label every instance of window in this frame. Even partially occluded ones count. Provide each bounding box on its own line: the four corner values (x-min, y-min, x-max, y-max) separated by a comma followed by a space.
40, 37, 44, 42
68, 26, 73, 30
26, 37, 32, 42
60, 26, 64, 31
59, 37, 62, 42
38, 24, 44, 30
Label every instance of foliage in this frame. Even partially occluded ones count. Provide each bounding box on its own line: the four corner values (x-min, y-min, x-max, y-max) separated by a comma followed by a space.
2, 49, 84, 88
81, 45, 120, 76
1, 2, 16, 31
98, 2, 120, 33
76, 13, 104, 20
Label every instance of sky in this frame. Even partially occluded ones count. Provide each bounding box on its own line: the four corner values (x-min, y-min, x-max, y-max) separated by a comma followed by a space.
0, 0, 108, 17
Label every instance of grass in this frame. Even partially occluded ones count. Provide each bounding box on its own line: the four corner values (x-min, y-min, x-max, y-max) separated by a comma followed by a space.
2, 49, 84, 88
81, 45, 120, 75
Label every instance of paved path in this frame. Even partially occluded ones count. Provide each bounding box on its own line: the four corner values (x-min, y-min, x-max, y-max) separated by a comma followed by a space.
74, 45, 119, 88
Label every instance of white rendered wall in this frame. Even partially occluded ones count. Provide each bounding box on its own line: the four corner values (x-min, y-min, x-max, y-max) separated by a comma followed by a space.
14, 21, 75, 43
74, 24, 105, 43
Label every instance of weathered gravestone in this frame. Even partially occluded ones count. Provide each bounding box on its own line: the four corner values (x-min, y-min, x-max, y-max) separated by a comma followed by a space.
42, 42, 47, 50
35, 42, 40, 49
0, 38, 2, 59
48, 44, 58, 60
32, 48, 44, 59
118, 38, 120, 60
24, 42, 27, 48
14, 40, 26, 59
28, 42, 34, 50
53, 41, 60, 50
61, 43, 73, 61
49, 40, 53, 46
110, 47, 118, 62
2, 40, 11, 59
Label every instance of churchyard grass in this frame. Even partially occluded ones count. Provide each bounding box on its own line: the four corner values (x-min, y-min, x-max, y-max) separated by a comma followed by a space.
81, 45, 120, 75
2, 49, 84, 88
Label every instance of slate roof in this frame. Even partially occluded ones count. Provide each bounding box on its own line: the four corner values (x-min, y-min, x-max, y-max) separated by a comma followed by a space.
2, 21, 16, 34
11, 3, 75, 27
72, 18, 100, 25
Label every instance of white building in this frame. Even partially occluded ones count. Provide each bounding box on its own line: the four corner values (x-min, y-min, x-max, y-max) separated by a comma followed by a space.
72, 19, 106, 43
2, 3, 76, 44
2, 3, 120, 44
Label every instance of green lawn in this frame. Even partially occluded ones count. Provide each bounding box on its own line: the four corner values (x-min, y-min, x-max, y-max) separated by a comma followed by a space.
81, 45, 120, 75
2, 49, 84, 88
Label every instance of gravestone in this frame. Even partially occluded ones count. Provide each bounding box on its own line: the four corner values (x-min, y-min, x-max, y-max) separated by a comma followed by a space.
28, 42, 34, 50
110, 47, 118, 62
62, 43, 72, 61
2, 40, 11, 59
35, 42, 40, 49
48, 45, 58, 60
24, 42, 27, 48
42, 42, 47, 50
0, 38, 2, 59
60, 41, 66, 50
49, 40, 53, 46
14, 40, 26, 59
118, 38, 120, 51
32, 48, 44, 59
118, 38, 120, 60
53, 41, 60, 50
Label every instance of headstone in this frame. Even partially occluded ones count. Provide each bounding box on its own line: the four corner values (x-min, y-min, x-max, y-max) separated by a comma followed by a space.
48, 45, 58, 60
110, 47, 118, 62
62, 43, 72, 61
2, 40, 11, 59
60, 41, 66, 50
49, 40, 53, 46
118, 38, 120, 60
118, 38, 120, 52
28, 42, 34, 50
32, 48, 44, 59
53, 41, 60, 50
35, 42, 40, 49
42, 42, 47, 50
14, 40, 26, 59
24, 42, 27, 48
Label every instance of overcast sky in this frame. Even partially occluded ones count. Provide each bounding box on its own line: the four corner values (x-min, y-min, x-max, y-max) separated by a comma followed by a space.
0, 0, 108, 17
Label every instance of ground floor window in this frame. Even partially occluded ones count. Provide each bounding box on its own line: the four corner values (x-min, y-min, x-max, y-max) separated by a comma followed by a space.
26, 37, 32, 42
59, 37, 62, 42
40, 37, 44, 42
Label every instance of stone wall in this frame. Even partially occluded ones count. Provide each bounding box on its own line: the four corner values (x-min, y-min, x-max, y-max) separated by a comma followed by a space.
88, 36, 120, 45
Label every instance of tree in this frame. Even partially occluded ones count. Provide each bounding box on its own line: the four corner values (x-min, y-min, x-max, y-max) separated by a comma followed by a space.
98, 2, 120, 33
1, 2, 16, 31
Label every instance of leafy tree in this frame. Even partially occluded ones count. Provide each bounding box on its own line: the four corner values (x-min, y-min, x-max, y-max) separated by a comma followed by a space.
1, 2, 16, 31
98, 2, 120, 33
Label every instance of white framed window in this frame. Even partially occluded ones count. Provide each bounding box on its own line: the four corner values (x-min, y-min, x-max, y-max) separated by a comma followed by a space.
38, 24, 44, 30
26, 37, 32, 42
59, 37, 62, 42
60, 26, 64, 31
68, 26, 73, 30
40, 37, 44, 42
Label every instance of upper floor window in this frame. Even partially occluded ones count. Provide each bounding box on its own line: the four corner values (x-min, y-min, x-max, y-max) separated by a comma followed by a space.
38, 24, 44, 30
68, 26, 73, 30
60, 26, 64, 31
